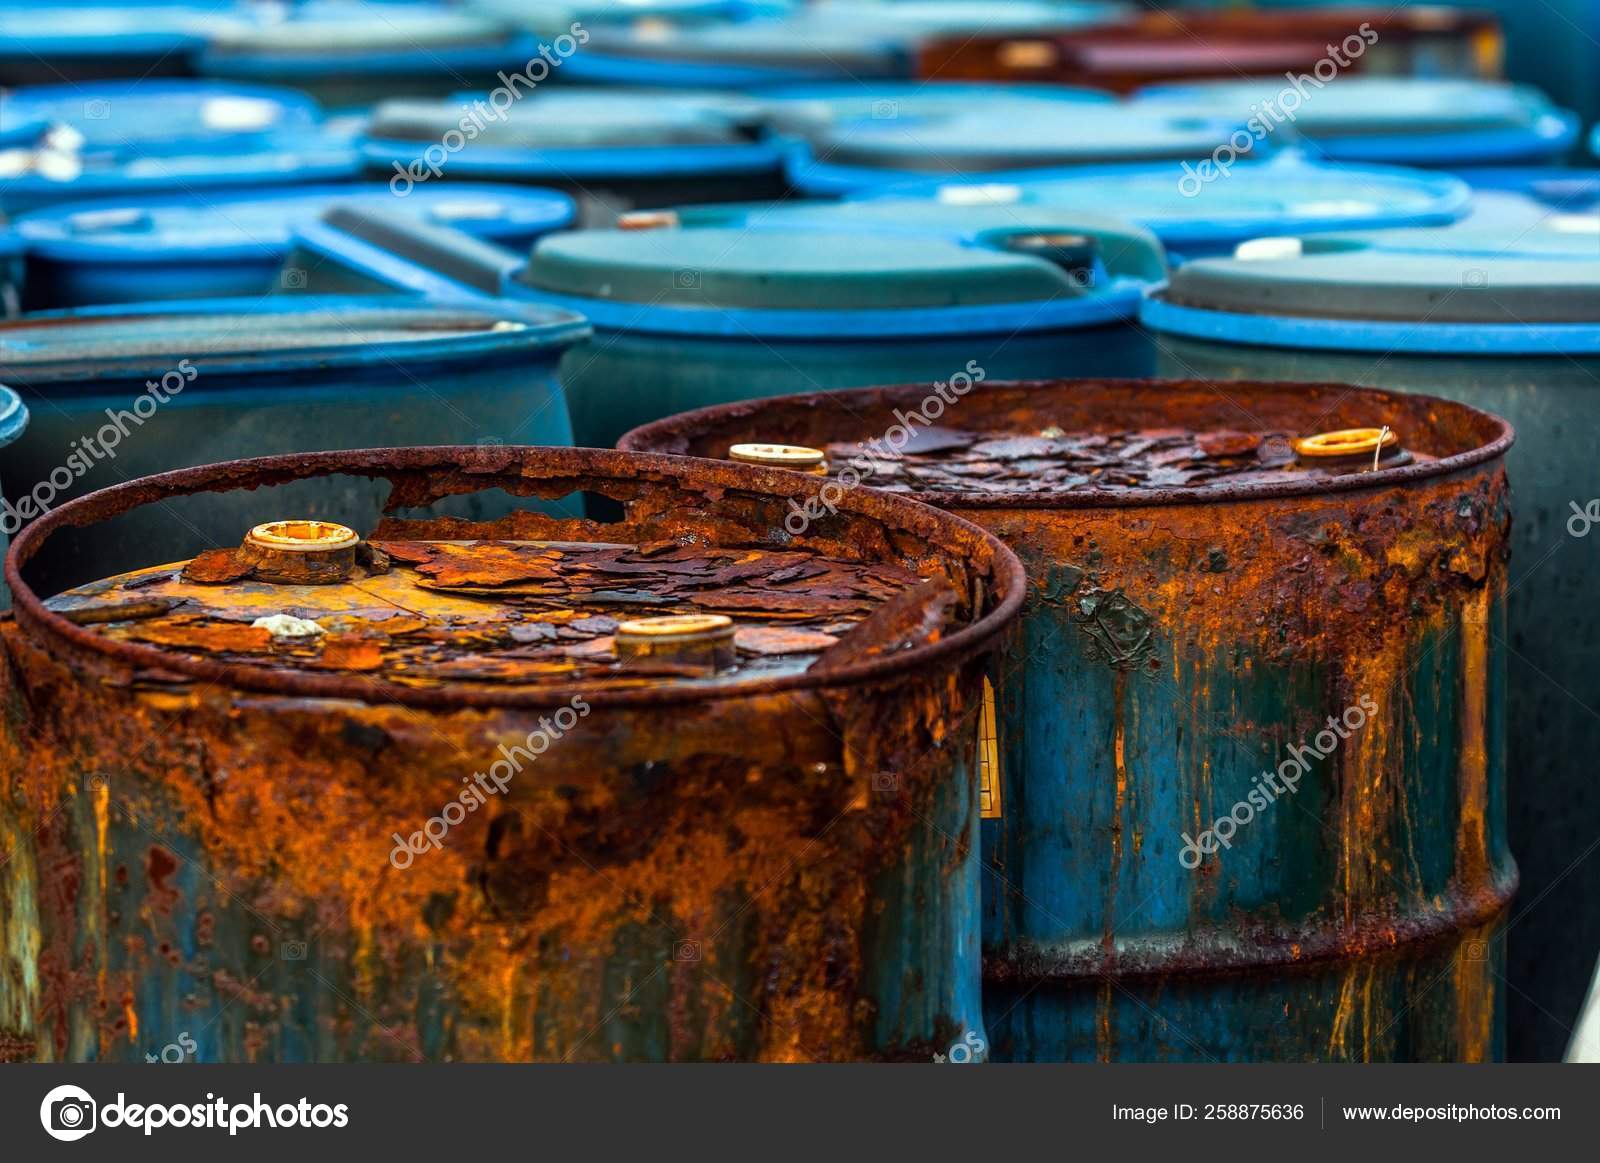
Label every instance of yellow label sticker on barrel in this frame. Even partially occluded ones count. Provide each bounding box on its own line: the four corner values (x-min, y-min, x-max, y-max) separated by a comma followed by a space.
979, 676, 1002, 819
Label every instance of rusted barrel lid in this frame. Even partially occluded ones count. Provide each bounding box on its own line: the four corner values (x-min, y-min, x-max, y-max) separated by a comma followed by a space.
619, 378, 1513, 508
8, 447, 1023, 706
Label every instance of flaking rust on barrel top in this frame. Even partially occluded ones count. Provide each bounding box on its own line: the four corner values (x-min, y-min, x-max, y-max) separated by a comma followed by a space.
44, 540, 934, 692
0, 447, 1022, 1062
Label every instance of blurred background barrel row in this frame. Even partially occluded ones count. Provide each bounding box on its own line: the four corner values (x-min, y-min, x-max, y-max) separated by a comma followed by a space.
0, 0, 1596, 1065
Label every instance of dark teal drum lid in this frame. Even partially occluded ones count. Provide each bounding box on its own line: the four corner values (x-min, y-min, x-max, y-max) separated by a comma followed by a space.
363, 91, 759, 149
0, 296, 590, 384
1156, 224, 1599, 326
1136, 78, 1573, 141
517, 215, 1164, 339
810, 104, 1248, 172
755, 82, 1116, 138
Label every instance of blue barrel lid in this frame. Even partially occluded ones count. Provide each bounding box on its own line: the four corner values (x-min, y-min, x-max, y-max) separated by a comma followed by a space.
1142, 216, 1600, 354
754, 80, 1114, 137
558, 1, 1126, 86
797, 104, 1252, 186
1134, 79, 1579, 165
516, 216, 1166, 337
12, 183, 575, 265
0, 383, 28, 449
0, 139, 364, 211
0, 80, 321, 155
198, 1, 531, 77
1461, 167, 1600, 211
472, 0, 745, 28
0, 4, 236, 61
835, 155, 1473, 248
0, 295, 591, 385
362, 90, 782, 180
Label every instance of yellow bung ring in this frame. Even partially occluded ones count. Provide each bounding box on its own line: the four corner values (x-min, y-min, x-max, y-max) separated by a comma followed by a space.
615, 614, 735, 643
246, 520, 360, 553
728, 443, 829, 474
1292, 428, 1399, 460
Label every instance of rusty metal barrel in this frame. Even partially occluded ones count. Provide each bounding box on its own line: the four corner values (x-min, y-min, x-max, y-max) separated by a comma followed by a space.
622, 378, 1516, 1062
0, 446, 1023, 1063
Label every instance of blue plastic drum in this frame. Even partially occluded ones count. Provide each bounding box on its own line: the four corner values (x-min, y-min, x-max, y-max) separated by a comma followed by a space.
699, 154, 1473, 262
1134, 78, 1579, 169
12, 184, 576, 308
0, 295, 589, 595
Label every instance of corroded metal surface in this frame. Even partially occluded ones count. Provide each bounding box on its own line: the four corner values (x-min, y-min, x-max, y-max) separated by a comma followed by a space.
622, 377, 1516, 1062
0, 447, 1023, 1062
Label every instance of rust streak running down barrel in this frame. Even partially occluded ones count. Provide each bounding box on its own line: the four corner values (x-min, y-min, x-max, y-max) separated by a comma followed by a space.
623, 378, 1515, 1062
0, 447, 1023, 1063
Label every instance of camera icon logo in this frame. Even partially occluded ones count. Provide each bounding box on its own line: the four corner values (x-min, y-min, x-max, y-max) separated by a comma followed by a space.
673, 268, 701, 290
673, 939, 702, 962
280, 940, 309, 961
1462, 269, 1488, 289
870, 99, 899, 119
871, 771, 898, 795
83, 99, 111, 120
1462, 938, 1489, 962
280, 267, 309, 290
40, 1084, 97, 1141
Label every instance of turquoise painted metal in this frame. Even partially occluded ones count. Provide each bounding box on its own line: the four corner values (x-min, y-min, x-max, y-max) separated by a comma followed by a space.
0, 295, 588, 598
621, 376, 1516, 1062
0, 444, 1022, 1061
677, 153, 1473, 262
359, 89, 786, 225
1135, 78, 1579, 169
11, 183, 576, 309
285, 206, 1169, 450
0, 383, 28, 607
1141, 210, 1599, 1062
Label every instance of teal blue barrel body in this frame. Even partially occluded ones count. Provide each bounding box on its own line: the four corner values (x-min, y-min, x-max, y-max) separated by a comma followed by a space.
1141, 212, 1599, 1061
359, 90, 787, 224
0, 295, 589, 597
11, 183, 575, 309
195, 0, 547, 107
0, 80, 361, 216
1135, 78, 1579, 170
546, 1, 1128, 88
620, 377, 1517, 1063
0, 445, 1021, 1061
285, 206, 1169, 450
0, 384, 29, 607
683, 154, 1473, 263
